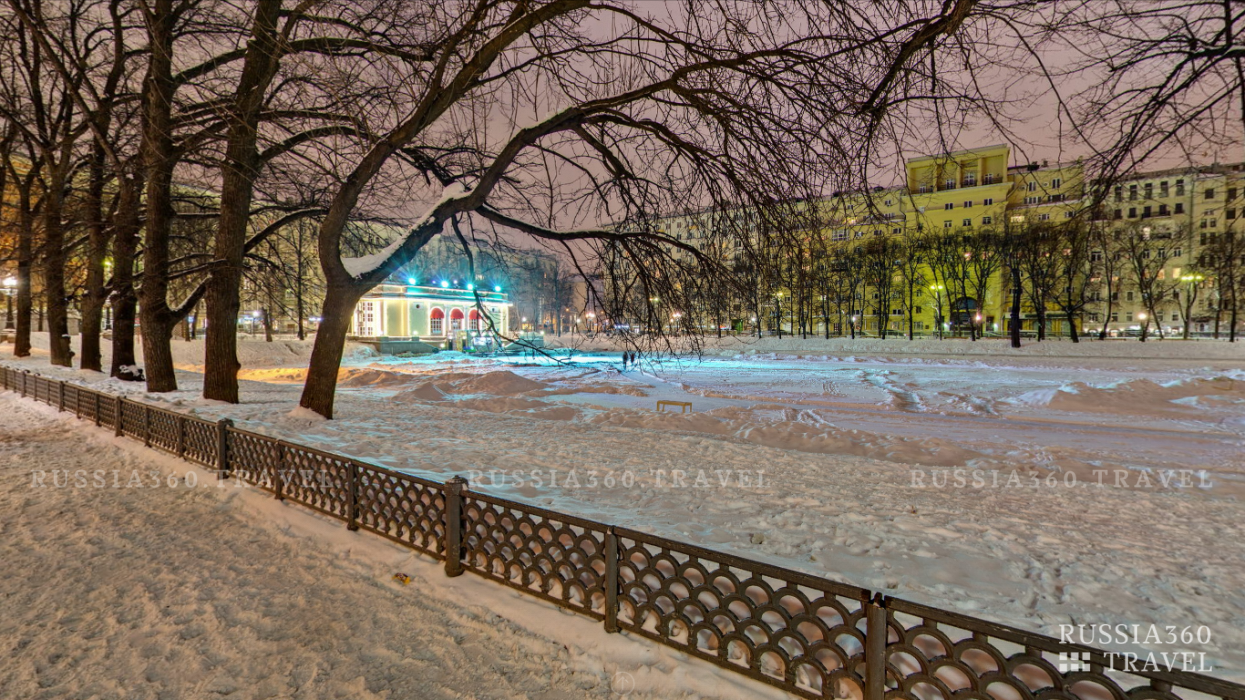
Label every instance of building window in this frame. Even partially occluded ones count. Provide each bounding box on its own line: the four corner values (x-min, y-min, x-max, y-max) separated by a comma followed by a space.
832, 229, 847, 241
468, 308, 481, 331
1050, 178, 1062, 188
450, 308, 465, 331
963, 218, 973, 227
1129, 184, 1138, 200
983, 198, 993, 205
884, 199, 893, 206
1160, 181, 1169, 197
1228, 209, 1237, 220
1228, 188, 1238, 201
982, 216, 993, 225
963, 201, 973, 208
1173, 247, 1182, 257
1205, 188, 1216, 199
944, 221, 953, 228
1011, 215, 1025, 223
1091, 250, 1103, 262
1039, 213, 1051, 221
1128, 207, 1137, 218
1159, 204, 1169, 216
1025, 196, 1040, 205
1114, 186, 1123, 202
1142, 205, 1152, 218
944, 202, 954, 210
1064, 211, 1075, 218
1176, 179, 1185, 196
357, 301, 378, 336
1175, 202, 1185, 214
892, 227, 901, 235
1111, 312, 1119, 322
1113, 209, 1122, 220
430, 307, 445, 335
1048, 194, 1065, 202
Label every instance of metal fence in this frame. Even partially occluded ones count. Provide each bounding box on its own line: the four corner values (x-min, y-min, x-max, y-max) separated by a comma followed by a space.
3, 363, 1242, 700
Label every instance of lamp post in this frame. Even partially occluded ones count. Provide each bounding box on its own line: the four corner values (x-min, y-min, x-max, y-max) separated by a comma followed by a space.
1179, 273, 1205, 339
3, 276, 15, 330
929, 284, 945, 339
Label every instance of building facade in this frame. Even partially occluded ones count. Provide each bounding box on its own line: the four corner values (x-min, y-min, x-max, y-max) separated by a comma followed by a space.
643, 144, 1244, 339
353, 282, 512, 350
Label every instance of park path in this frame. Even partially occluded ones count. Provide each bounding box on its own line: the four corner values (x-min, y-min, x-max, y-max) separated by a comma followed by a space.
0, 392, 777, 700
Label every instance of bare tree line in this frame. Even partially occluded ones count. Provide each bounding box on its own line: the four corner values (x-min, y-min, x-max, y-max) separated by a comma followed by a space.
1, 0, 1242, 418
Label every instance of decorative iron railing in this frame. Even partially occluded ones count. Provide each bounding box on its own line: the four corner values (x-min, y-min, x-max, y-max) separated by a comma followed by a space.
2, 364, 1241, 700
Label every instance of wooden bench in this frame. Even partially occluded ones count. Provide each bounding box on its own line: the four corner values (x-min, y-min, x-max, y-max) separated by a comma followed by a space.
656, 400, 692, 413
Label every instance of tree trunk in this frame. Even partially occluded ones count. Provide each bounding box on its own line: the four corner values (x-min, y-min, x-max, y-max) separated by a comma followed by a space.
80, 149, 110, 372
299, 286, 363, 419
1009, 266, 1022, 349
43, 182, 72, 367
203, 0, 285, 404
109, 178, 141, 377
13, 206, 33, 358
138, 0, 180, 393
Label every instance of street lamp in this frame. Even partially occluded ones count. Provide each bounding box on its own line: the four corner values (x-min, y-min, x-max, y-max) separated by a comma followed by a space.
929, 284, 945, 339
3, 276, 16, 331
1179, 273, 1205, 338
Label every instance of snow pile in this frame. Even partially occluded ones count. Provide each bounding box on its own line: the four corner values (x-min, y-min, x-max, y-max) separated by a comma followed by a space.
394, 370, 548, 403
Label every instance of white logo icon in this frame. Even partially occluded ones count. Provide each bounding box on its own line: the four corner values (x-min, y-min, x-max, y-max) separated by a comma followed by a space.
1059, 652, 1090, 673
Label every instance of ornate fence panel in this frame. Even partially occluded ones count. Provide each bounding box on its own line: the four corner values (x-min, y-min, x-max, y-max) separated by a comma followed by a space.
119, 399, 146, 440
181, 417, 218, 467
147, 407, 181, 454
881, 597, 1241, 700
355, 465, 445, 558
614, 527, 872, 699
279, 442, 353, 520
226, 429, 281, 492
461, 492, 609, 620
3, 364, 1244, 700
97, 391, 118, 430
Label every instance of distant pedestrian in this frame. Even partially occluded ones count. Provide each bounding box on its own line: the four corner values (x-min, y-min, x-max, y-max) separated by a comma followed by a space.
621, 352, 628, 370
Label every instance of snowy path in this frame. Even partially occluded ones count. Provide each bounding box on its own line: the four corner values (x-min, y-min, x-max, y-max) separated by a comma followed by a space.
0, 394, 790, 700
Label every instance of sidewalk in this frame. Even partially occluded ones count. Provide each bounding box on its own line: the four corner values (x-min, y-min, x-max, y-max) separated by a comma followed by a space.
0, 393, 786, 700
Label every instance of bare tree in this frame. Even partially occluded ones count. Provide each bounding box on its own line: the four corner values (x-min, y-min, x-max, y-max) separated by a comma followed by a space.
287, 0, 998, 417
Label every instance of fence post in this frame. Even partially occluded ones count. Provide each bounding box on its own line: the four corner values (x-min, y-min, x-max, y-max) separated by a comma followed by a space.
143, 405, 152, 447
176, 416, 186, 458
443, 475, 468, 577
216, 418, 233, 479
20, 370, 27, 397
58, 381, 65, 412
273, 444, 286, 501
94, 392, 101, 427
865, 593, 887, 700
346, 461, 360, 531
114, 396, 124, 437
604, 527, 620, 633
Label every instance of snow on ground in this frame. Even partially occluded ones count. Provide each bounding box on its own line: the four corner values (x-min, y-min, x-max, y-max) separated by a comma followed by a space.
5, 333, 1245, 681
0, 394, 790, 700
